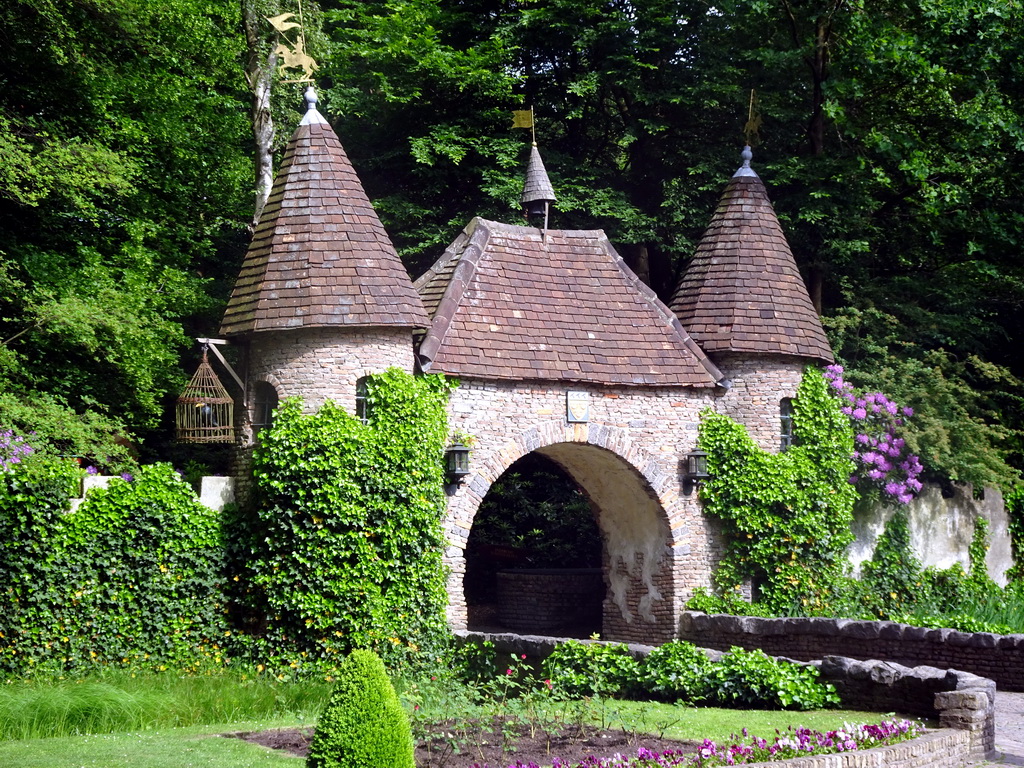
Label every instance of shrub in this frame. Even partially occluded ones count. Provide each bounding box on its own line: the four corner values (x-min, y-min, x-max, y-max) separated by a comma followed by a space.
239, 369, 454, 672
453, 639, 502, 686
0, 458, 225, 676
542, 640, 640, 698
636, 640, 713, 701
306, 649, 414, 768
702, 647, 839, 710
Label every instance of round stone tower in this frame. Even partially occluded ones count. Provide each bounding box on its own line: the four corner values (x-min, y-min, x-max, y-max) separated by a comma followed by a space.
219, 88, 429, 443
669, 147, 834, 452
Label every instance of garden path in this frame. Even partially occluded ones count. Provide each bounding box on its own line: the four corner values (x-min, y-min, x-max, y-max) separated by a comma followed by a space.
981, 691, 1024, 765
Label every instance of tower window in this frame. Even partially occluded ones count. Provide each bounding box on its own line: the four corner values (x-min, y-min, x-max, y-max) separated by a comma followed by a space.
253, 381, 279, 436
780, 398, 794, 451
355, 377, 369, 424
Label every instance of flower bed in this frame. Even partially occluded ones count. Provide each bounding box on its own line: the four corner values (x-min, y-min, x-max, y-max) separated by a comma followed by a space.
468, 721, 972, 768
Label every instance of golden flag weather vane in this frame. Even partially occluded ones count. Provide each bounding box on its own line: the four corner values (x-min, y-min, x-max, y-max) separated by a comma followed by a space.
744, 89, 762, 147
268, 8, 317, 83
511, 106, 536, 144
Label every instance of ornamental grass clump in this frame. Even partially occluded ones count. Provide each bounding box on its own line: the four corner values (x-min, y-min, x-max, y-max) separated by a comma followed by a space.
306, 649, 414, 768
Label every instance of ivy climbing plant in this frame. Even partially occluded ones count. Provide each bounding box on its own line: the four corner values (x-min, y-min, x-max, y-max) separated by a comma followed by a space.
697, 367, 858, 614
238, 368, 454, 672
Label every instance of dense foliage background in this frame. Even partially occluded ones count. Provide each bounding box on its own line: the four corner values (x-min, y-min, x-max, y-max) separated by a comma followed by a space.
1, 0, 1021, 486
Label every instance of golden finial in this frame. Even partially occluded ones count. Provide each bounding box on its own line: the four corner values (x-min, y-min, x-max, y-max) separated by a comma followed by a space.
744, 89, 762, 147
268, 2, 317, 83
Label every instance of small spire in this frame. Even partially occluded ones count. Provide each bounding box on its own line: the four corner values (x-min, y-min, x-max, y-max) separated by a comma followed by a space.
732, 145, 758, 178
299, 85, 328, 126
521, 143, 556, 228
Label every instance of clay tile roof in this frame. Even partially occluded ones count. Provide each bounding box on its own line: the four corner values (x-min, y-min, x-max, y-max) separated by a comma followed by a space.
220, 105, 428, 337
415, 218, 723, 387
669, 156, 834, 363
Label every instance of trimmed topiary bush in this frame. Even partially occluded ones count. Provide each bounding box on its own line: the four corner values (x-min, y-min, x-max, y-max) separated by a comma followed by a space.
306, 649, 414, 768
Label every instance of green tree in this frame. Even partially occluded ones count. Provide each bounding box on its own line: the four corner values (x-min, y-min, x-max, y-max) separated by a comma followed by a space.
0, 0, 252, 462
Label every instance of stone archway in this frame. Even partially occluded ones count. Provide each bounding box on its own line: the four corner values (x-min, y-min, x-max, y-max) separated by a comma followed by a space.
444, 421, 685, 644
464, 452, 604, 637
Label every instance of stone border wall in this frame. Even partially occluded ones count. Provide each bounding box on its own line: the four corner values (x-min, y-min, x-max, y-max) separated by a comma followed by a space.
679, 611, 1024, 692
457, 630, 995, 765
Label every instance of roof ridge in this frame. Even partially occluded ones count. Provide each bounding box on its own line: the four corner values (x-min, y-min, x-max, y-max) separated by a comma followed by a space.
417, 218, 492, 372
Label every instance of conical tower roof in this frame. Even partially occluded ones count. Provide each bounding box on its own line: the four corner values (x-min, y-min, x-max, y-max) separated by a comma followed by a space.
669, 148, 833, 363
220, 88, 428, 336
520, 144, 556, 206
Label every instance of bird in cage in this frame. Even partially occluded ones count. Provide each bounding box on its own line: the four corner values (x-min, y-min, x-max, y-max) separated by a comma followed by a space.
196, 402, 219, 428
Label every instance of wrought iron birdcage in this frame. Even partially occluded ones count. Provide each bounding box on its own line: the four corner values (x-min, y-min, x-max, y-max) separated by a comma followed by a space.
176, 349, 235, 443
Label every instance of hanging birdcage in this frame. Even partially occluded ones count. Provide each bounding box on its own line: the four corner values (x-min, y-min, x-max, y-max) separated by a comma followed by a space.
176, 349, 235, 443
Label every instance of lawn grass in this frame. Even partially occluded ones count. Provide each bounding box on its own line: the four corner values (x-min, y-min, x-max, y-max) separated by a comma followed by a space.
0, 672, 333, 741
0, 670, 917, 767
576, 698, 914, 743
0, 703, 912, 768
0, 719, 307, 768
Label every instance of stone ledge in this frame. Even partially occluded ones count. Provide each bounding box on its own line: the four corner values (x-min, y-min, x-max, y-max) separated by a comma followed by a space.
679, 611, 1024, 692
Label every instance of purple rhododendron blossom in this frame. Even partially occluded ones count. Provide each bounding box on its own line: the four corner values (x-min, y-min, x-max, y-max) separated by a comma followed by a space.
823, 367, 922, 505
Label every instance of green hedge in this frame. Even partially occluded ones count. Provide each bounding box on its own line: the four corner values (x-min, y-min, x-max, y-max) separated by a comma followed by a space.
306, 649, 414, 768
0, 459, 226, 676
234, 368, 454, 672
537, 639, 838, 710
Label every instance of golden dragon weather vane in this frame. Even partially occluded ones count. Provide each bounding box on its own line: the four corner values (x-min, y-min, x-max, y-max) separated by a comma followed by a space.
267, 4, 317, 83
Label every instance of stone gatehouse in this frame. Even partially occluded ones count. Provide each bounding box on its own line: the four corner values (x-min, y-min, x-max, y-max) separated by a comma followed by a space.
220, 89, 833, 645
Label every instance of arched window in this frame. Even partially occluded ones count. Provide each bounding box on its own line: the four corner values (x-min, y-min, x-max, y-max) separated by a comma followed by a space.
780, 398, 794, 451
355, 377, 369, 424
253, 381, 279, 436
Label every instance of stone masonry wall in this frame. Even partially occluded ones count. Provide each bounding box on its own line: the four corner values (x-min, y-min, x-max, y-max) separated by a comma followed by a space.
445, 377, 718, 644
247, 326, 415, 417
227, 326, 416, 506
496, 569, 603, 632
711, 353, 807, 453
679, 611, 1024, 692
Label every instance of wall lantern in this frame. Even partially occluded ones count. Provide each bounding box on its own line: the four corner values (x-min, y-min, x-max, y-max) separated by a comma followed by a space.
682, 449, 711, 495
446, 443, 471, 484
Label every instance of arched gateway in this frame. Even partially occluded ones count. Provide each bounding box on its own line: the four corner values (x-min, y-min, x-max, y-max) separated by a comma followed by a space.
220, 90, 835, 645
446, 421, 712, 644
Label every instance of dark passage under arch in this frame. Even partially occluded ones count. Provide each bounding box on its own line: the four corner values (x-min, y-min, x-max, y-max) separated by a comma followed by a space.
465, 452, 604, 637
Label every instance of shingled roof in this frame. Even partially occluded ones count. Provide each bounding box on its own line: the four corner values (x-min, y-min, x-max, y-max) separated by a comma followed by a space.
415, 218, 723, 387
669, 148, 833, 363
220, 90, 428, 337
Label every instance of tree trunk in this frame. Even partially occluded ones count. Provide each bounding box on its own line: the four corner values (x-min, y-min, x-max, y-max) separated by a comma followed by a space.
242, 0, 278, 232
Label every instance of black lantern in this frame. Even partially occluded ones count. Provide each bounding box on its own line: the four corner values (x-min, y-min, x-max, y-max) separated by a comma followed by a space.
682, 449, 710, 495
446, 443, 471, 483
